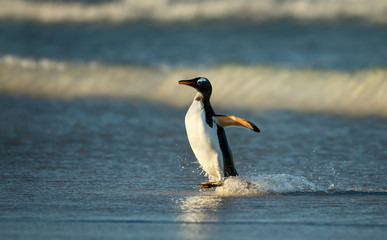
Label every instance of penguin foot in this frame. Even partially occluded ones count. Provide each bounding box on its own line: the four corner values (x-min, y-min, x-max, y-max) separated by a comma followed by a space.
199, 181, 223, 189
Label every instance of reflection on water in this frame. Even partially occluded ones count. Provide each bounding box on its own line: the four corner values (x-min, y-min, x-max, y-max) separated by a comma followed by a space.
174, 174, 332, 239
176, 193, 223, 240
175, 177, 267, 239
178, 194, 222, 222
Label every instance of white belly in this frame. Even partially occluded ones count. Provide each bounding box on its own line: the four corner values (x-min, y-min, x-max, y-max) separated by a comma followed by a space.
184, 98, 223, 181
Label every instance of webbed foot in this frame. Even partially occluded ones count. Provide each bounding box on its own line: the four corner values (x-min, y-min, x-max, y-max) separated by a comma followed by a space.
198, 181, 223, 189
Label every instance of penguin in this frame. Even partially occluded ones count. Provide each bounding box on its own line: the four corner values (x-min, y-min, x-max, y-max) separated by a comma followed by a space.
179, 77, 260, 189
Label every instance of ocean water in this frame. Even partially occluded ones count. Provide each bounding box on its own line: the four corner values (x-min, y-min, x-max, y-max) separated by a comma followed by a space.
0, 97, 386, 239
1, 21, 387, 70
1, 0, 387, 239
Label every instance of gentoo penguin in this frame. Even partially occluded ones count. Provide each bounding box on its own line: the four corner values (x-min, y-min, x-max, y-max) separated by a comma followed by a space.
179, 77, 260, 188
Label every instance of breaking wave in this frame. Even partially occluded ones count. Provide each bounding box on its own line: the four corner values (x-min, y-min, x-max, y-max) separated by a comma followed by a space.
1, 0, 387, 24
1, 55, 386, 117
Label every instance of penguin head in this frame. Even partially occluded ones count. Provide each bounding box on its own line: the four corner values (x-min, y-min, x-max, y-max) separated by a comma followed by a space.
178, 77, 212, 97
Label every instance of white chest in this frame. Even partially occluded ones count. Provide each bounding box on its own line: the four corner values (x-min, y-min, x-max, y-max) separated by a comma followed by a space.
184, 97, 223, 181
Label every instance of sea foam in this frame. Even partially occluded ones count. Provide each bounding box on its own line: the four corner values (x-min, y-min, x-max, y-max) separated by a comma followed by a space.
1, 56, 386, 117
1, 0, 387, 24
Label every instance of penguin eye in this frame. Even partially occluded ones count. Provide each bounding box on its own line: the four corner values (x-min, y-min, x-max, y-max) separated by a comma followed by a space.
197, 78, 207, 85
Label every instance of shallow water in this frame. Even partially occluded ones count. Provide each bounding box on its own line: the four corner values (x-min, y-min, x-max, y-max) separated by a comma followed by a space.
0, 96, 386, 239
1, 2, 387, 237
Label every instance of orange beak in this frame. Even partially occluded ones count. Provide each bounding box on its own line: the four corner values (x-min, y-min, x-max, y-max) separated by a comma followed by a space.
178, 79, 198, 87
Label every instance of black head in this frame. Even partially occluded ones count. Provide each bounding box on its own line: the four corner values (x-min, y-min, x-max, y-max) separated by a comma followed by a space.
178, 77, 212, 98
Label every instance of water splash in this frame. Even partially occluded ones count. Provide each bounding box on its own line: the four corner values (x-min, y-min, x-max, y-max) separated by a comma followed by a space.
215, 174, 321, 196
211, 174, 386, 196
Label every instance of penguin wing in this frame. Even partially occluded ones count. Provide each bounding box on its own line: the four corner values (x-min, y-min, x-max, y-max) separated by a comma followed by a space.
213, 115, 260, 132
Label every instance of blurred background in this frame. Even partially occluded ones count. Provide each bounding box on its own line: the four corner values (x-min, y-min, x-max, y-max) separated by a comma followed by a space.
0, 0, 386, 114
0, 1, 386, 239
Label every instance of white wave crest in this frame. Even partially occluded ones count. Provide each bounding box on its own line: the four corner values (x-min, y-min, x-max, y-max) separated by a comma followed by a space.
1, 56, 386, 117
1, 0, 387, 23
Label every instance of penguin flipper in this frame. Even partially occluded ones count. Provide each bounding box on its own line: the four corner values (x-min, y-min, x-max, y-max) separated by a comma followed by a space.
213, 115, 260, 132
199, 181, 223, 189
